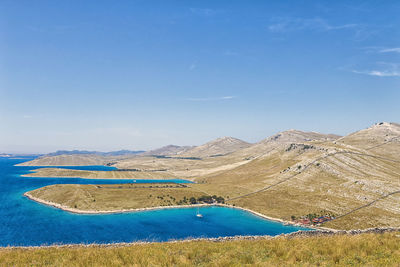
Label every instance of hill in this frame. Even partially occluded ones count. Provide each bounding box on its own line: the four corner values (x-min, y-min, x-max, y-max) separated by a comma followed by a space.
140, 145, 194, 156
337, 122, 400, 158
180, 137, 251, 158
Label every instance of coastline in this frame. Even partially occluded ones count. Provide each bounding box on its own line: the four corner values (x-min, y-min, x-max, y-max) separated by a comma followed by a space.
24, 192, 217, 214
3, 227, 399, 249
23, 192, 324, 231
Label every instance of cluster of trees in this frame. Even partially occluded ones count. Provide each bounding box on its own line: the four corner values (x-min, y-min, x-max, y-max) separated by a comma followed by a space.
177, 195, 225, 205
199, 195, 225, 204
291, 211, 337, 222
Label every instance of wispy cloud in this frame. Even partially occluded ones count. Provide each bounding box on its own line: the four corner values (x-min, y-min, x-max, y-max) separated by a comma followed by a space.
22, 115, 33, 119
267, 17, 359, 33
352, 70, 400, 77
379, 47, 400, 53
351, 63, 400, 77
186, 96, 236, 101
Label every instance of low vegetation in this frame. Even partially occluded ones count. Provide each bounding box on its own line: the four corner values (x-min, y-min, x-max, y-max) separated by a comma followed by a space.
1, 232, 399, 266
26, 183, 225, 211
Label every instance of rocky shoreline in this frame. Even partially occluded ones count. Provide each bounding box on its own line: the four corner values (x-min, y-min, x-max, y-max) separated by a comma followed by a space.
3, 227, 399, 249
24, 192, 322, 229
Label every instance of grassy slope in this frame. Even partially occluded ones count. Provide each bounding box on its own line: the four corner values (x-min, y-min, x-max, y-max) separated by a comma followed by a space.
24, 168, 178, 180
16, 154, 110, 166
27, 184, 207, 211
1, 232, 399, 266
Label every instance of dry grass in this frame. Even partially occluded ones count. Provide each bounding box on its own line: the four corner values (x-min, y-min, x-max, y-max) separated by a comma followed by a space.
1, 232, 399, 266
24, 168, 178, 180
28, 184, 207, 211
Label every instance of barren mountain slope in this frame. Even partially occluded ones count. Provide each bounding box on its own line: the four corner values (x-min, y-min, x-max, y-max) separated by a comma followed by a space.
113, 133, 334, 178
226, 130, 340, 160
337, 122, 400, 158
140, 145, 194, 156
179, 137, 251, 158
192, 127, 400, 229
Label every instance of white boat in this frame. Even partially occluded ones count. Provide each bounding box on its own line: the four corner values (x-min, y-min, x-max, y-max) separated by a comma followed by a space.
196, 207, 203, 218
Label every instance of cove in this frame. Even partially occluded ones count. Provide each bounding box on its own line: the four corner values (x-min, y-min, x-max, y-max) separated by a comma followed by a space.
0, 157, 311, 247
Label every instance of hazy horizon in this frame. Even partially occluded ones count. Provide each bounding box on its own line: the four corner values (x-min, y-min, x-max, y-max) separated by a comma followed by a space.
0, 122, 391, 154
1, 1, 399, 153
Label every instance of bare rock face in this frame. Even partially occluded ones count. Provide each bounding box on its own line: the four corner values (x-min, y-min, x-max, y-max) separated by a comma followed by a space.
181, 137, 252, 158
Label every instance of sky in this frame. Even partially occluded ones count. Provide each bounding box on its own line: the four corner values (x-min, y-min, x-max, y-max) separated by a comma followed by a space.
1, 0, 399, 153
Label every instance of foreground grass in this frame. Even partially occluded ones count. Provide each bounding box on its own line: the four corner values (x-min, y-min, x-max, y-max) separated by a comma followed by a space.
1, 232, 399, 266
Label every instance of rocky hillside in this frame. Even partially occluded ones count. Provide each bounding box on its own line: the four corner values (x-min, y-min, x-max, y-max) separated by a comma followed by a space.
180, 137, 251, 158
228, 130, 340, 160
191, 123, 400, 229
140, 145, 194, 156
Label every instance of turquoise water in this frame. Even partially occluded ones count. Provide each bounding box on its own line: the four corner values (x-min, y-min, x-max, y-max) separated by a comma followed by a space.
29, 165, 192, 183
0, 157, 310, 246
33, 165, 119, 171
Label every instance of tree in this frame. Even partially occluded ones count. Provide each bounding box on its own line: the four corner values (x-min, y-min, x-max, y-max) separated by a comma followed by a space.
189, 197, 197, 204
215, 196, 225, 203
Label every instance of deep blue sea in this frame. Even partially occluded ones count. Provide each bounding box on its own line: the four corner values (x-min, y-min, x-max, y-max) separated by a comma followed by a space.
0, 157, 310, 246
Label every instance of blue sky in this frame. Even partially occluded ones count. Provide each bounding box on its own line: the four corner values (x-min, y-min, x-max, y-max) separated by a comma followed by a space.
1, 0, 399, 153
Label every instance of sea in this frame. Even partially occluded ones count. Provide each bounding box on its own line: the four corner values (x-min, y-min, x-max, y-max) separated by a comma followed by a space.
0, 157, 310, 246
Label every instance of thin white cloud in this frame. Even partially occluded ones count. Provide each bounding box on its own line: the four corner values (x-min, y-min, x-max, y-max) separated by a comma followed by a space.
352, 70, 400, 77
22, 115, 33, 119
267, 17, 359, 33
349, 62, 400, 77
186, 96, 236, 101
379, 47, 400, 53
